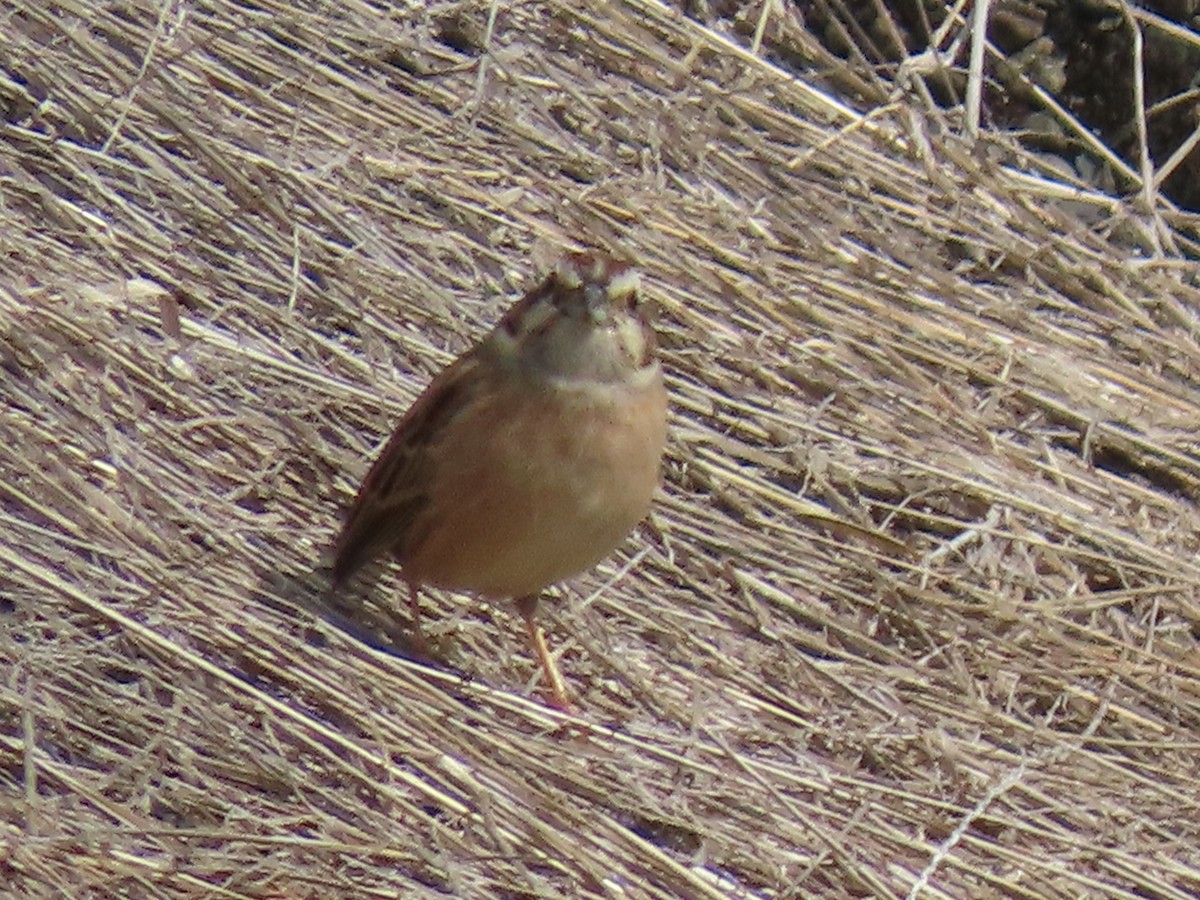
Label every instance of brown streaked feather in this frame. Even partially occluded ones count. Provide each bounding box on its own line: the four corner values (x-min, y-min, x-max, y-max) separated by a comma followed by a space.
331, 351, 481, 584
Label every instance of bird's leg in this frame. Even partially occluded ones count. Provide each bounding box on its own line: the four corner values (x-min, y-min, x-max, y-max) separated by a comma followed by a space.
514, 594, 571, 710
406, 582, 432, 658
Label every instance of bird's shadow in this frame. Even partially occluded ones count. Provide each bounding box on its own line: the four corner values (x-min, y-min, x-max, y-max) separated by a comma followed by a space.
250, 560, 469, 682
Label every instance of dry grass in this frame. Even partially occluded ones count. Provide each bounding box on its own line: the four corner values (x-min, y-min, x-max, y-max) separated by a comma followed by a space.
3, 0, 1200, 897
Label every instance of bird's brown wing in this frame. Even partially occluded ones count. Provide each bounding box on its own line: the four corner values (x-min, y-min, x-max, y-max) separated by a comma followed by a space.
331, 351, 482, 585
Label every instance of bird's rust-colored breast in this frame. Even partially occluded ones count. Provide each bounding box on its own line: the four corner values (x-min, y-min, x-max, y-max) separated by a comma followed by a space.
400, 367, 668, 599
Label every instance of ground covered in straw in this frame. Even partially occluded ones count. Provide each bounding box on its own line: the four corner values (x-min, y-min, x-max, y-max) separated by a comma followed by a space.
3, 1, 1200, 897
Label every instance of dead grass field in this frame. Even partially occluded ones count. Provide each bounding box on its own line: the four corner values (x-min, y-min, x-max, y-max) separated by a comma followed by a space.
3, 1, 1200, 897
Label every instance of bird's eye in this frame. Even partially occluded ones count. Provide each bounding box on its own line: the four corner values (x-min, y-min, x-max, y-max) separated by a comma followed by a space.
627, 289, 659, 321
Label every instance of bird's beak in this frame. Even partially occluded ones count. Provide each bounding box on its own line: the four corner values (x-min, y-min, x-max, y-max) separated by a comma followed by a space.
585, 284, 611, 325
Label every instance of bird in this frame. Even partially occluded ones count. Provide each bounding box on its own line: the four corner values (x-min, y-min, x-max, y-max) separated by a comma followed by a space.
331, 251, 668, 708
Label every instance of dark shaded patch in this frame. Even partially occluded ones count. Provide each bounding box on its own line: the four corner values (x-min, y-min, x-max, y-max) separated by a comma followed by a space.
1087, 443, 1196, 499
621, 812, 704, 855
